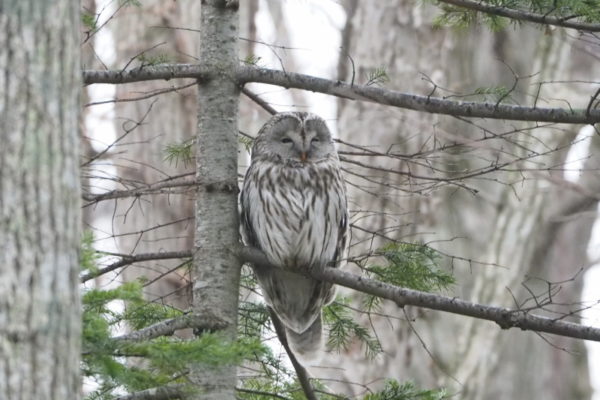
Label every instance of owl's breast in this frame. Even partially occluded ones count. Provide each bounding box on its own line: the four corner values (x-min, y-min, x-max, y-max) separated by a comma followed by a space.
243, 161, 345, 270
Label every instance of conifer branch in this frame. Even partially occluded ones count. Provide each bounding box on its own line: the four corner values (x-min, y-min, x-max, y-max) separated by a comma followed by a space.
237, 66, 600, 124
436, 0, 600, 32
238, 246, 600, 342
81, 250, 192, 283
83, 64, 209, 85
114, 384, 186, 400
83, 65, 600, 124
112, 313, 224, 342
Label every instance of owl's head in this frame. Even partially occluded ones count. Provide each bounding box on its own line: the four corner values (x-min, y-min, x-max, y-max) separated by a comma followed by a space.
252, 112, 336, 163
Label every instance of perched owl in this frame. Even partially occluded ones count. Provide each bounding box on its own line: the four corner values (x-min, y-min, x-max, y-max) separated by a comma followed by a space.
240, 112, 348, 364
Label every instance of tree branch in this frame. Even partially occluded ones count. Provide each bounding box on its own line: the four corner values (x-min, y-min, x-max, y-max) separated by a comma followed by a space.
81, 250, 192, 283
82, 177, 197, 205
83, 64, 209, 84
83, 65, 600, 124
436, 0, 600, 32
267, 308, 318, 400
238, 246, 600, 342
115, 384, 186, 400
237, 66, 600, 124
112, 313, 224, 342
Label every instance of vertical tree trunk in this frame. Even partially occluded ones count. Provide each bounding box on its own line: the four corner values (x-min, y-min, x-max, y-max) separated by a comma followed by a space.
331, 2, 594, 398
0, 1, 81, 399
110, 0, 200, 308
191, 1, 240, 399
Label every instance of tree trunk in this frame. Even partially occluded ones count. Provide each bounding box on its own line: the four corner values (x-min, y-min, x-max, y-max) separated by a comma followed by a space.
330, 2, 594, 398
109, 0, 201, 308
190, 1, 241, 399
0, 1, 81, 399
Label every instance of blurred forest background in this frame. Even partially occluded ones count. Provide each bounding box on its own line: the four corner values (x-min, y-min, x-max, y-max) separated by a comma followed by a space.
80, 0, 600, 399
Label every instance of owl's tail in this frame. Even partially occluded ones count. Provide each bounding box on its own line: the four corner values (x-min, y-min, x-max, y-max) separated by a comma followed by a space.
285, 314, 324, 366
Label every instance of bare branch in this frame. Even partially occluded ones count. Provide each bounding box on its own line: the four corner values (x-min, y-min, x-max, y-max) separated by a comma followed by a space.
237, 66, 600, 124
81, 250, 192, 283
83, 64, 209, 85
82, 177, 197, 205
83, 65, 600, 123
241, 86, 278, 115
267, 308, 318, 400
238, 246, 600, 342
436, 0, 600, 32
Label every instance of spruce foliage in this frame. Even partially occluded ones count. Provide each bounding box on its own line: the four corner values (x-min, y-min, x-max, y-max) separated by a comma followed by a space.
81, 238, 451, 398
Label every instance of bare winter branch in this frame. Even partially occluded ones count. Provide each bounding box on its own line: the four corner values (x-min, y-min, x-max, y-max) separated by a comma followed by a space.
238, 246, 600, 342
82, 65, 600, 123
83, 64, 209, 85
436, 0, 600, 32
237, 66, 600, 124
267, 308, 318, 400
82, 177, 197, 205
81, 251, 192, 283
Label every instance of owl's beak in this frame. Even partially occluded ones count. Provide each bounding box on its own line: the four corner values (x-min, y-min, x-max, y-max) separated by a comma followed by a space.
300, 151, 308, 162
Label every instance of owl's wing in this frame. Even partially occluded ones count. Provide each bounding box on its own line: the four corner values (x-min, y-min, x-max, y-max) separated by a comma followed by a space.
332, 212, 347, 267
240, 177, 259, 249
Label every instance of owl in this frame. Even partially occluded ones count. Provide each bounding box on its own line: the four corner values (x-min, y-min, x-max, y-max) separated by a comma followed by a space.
240, 112, 348, 364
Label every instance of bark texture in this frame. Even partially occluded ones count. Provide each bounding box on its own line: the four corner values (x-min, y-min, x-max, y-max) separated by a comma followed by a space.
328, 2, 595, 398
109, 0, 201, 308
0, 1, 81, 399
191, 1, 241, 399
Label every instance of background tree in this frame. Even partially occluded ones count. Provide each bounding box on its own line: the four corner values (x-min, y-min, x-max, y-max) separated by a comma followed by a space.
325, 1, 598, 398
0, 0, 82, 399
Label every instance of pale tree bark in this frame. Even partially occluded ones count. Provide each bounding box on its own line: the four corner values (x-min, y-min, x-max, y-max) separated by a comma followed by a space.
449, 31, 594, 399
329, 1, 595, 398
190, 1, 241, 400
108, 0, 201, 308
0, 1, 81, 399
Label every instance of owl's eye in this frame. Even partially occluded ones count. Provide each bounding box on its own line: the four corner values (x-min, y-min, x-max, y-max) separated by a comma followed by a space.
311, 137, 319, 143
281, 138, 292, 144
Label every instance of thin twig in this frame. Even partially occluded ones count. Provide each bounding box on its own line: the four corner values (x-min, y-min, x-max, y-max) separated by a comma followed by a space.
267, 308, 318, 400
81, 250, 192, 283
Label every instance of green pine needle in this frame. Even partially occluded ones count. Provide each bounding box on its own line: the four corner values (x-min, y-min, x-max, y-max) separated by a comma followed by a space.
366, 67, 390, 86
364, 243, 454, 311
81, 231, 100, 274
364, 380, 448, 400
164, 140, 194, 167
323, 299, 382, 358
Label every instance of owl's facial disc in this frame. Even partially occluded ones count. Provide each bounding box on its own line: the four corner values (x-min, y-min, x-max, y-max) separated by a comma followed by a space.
255, 113, 335, 164
279, 128, 323, 162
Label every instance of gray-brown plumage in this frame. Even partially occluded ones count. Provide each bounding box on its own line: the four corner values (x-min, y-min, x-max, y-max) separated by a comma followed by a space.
240, 112, 348, 364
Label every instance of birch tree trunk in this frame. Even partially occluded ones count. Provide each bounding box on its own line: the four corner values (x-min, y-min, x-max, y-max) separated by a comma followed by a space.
0, 1, 81, 399
330, 2, 595, 398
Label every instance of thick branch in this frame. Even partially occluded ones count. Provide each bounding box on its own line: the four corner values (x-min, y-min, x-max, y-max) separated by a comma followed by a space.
238, 66, 600, 124
238, 246, 600, 342
436, 0, 600, 32
83, 65, 600, 124
83, 64, 208, 84
113, 313, 224, 342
